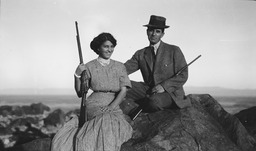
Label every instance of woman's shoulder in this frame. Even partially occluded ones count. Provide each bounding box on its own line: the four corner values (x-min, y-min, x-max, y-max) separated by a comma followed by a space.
111, 59, 125, 67
85, 59, 97, 66
84, 59, 98, 70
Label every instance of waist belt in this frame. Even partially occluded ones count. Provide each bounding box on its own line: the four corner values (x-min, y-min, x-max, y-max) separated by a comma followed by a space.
93, 90, 118, 93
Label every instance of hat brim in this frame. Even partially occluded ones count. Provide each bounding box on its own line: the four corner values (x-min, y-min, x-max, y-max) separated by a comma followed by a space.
143, 24, 170, 29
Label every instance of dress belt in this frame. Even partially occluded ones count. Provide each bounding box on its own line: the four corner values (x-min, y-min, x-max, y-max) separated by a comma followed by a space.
93, 90, 118, 93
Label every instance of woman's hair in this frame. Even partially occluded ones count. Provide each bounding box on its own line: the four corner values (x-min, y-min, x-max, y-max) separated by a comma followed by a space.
90, 32, 117, 54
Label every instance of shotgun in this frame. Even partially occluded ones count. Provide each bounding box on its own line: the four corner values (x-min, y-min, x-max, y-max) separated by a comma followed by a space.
130, 55, 202, 120
75, 21, 89, 128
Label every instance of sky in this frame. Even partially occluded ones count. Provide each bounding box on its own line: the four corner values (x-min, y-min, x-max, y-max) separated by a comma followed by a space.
0, 0, 256, 95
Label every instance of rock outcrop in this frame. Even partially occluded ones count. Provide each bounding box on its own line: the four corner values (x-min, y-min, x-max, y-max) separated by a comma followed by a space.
121, 94, 256, 151
4, 94, 256, 151
44, 109, 65, 127
6, 138, 51, 151
235, 106, 256, 140
0, 103, 50, 117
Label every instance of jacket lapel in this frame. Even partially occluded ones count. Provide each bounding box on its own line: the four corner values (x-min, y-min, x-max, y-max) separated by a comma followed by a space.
144, 46, 154, 72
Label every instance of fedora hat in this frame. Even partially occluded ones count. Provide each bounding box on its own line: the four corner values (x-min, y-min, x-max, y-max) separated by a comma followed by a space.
143, 15, 169, 29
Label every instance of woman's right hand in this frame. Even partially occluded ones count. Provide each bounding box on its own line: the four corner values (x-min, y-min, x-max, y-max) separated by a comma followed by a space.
75, 64, 86, 76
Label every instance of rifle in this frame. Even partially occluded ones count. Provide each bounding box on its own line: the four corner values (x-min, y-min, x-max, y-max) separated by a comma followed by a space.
174, 55, 201, 77
75, 21, 89, 128
130, 55, 202, 120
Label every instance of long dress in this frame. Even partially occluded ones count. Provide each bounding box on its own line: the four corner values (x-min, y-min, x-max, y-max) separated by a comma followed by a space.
51, 59, 133, 151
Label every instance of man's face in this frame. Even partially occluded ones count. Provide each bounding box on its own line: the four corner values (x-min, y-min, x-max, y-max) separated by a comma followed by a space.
147, 28, 164, 45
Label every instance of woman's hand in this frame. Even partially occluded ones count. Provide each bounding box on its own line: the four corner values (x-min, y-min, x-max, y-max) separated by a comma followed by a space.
75, 64, 87, 76
100, 106, 114, 113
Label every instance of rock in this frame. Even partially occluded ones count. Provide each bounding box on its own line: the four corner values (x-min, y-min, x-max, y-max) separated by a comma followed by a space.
6, 138, 51, 151
0, 139, 4, 151
0, 103, 50, 117
30, 103, 50, 115
120, 94, 256, 151
22, 103, 50, 115
194, 94, 256, 151
0, 125, 12, 135
44, 109, 65, 127
0, 106, 13, 117
5, 94, 256, 151
120, 98, 139, 115
235, 106, 256, 138
11, 106, 24, 116
9, 117, 40, 128
12, 127, 37, 146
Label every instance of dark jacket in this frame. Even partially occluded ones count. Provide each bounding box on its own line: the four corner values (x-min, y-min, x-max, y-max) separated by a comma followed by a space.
124, 41, 190, 108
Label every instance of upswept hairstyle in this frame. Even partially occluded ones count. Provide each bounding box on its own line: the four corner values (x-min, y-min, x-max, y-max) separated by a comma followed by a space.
90, 32, 117, 54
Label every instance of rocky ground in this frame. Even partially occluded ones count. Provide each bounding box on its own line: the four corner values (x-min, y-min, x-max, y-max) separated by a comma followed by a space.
0, 102, 79, 149
0, 94, 256, 151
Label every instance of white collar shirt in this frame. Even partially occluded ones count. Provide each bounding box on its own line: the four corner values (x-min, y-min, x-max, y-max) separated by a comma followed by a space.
150, 41, 161, 54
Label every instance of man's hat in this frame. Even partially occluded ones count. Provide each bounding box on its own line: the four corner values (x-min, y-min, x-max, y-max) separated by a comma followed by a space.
143, 15, 170, 29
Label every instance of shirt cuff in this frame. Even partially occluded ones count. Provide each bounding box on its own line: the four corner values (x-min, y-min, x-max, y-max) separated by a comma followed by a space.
74, 73, 81, 78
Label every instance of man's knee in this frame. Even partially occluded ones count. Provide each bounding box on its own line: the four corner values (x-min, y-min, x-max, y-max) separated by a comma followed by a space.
147, 98, 163, 112
146, 93, 173, 112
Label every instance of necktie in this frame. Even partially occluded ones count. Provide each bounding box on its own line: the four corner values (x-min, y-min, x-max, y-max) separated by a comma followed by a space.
150, 46, 156, 66
149, 46, 156, 87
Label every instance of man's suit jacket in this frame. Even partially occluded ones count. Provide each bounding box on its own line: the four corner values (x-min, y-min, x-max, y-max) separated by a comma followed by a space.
124, 41, 191, 108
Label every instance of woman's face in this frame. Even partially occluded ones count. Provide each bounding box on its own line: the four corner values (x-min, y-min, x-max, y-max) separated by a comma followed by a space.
98, 40, 114, 59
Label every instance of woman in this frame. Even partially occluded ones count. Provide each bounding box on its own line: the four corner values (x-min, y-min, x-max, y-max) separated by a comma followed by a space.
51, 33, 133, 151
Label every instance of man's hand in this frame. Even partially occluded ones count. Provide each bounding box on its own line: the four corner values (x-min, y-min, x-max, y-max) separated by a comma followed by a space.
151, 84, 165, 94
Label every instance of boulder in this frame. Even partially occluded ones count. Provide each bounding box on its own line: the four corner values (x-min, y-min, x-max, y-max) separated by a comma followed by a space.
44, 109, 65, 127
30, 103, 50, 114
120, 94, 256, 151
11, 106, 24, 116
5, 94, 256, 151
235, 106, 256, 138
0, 103, 50, 117
6, 138, 51, 151
9, 117, 40, 128
22, 103, 50, 115
0, 126, 12, 135
0, 106, 13, 116
0, 139, 4, 151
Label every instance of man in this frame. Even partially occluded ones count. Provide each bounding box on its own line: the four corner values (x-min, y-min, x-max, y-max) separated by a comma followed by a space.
124, 15, 191, 115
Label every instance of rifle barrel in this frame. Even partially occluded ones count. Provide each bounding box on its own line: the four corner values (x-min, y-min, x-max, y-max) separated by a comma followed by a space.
187, 55, 201, 67
75, 21, 83, 64
175, 55, 201, 76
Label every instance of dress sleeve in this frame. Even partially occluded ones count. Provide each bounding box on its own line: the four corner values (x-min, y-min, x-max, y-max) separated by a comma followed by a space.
119, 64, 132, 89
84, 64, 91, 79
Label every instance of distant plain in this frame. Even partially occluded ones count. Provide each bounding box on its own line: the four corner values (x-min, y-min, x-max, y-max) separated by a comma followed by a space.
1, 86, 256, 114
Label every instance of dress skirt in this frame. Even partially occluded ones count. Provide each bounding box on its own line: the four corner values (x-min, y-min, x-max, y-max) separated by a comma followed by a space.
51, 92, 133, 151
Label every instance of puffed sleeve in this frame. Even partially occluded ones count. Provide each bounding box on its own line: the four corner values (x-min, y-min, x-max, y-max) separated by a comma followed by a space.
84, 64, 91, 79
119, 64, 132, 89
